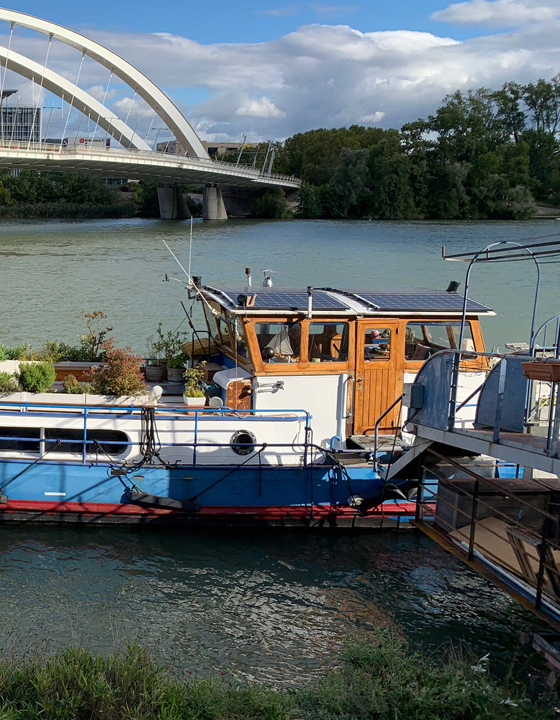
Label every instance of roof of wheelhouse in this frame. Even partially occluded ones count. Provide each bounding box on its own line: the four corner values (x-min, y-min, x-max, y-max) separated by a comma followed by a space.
201, 285, 494, 317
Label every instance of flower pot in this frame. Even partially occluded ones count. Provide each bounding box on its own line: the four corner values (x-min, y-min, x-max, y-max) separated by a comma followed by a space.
522, 361, 560, 382
167, 367, 185, 383
183, 395, 206, 408
145, 365, 166, 382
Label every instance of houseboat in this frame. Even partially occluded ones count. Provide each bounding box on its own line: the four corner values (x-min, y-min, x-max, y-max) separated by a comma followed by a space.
0, 278, 493, 527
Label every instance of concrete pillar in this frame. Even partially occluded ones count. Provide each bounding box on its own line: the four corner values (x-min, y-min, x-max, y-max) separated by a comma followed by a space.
157, 184, 191, 220
203, 183, 228, 220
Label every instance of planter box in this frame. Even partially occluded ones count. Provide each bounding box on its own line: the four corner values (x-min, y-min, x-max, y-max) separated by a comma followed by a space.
0, 392, 151, 409
522, 360, 560, 382
54, 362, 103, 382
183, 395, 206, 408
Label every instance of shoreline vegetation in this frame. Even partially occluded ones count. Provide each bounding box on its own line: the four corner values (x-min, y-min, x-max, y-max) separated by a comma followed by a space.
0, 631, 557, 720
1, 76, 560, 222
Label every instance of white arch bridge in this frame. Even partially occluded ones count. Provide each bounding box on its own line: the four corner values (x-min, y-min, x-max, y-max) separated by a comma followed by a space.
0, 9, 301, 219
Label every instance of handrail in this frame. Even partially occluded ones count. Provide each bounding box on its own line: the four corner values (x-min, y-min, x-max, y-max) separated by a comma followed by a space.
373, 393, 403, 469
0, 139, 302, 185
413, 346, 560, 456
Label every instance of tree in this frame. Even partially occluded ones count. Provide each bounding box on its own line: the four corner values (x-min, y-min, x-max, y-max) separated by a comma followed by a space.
492, 82, 526, 143
367, 132, 415, 219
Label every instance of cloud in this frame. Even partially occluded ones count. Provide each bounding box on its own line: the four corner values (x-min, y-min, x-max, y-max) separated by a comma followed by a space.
86, 85, 116, 102
3, 17, 560, 144
432, 0, 560, 29
235, 96, 286, 118
256, 4, 298, 16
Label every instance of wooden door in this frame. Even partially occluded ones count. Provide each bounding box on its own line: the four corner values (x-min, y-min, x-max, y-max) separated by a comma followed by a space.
353, 320, 403, 435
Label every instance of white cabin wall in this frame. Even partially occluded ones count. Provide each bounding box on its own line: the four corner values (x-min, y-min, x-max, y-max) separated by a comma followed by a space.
253, 373, 347, 450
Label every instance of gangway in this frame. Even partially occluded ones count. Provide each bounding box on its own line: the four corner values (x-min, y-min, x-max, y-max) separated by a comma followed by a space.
391, 238, 560, 631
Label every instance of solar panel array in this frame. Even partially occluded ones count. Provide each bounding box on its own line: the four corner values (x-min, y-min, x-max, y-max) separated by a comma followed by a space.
356, 292, 491, 313
215, 288, 349, 310
204, 286, 491, 313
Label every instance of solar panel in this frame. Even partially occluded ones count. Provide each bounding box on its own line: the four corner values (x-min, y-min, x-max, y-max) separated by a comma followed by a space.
203, 285, 491, 314
212, 288, 349, 311
357, 292, 490, 312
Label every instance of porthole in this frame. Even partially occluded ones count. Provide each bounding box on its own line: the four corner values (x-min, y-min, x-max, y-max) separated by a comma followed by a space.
230, 430, 256, 456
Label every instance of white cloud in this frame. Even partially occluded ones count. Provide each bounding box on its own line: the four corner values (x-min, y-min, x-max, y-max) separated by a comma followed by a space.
359, 111, 386, 123
85, 85, 116, 102
432, 0, 560, 29
236, 96, 286, 118
3, 17, 560, 143
256, 4, 298, 16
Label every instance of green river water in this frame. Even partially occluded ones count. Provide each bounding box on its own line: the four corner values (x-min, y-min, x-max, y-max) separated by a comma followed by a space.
0, 217, 557, 684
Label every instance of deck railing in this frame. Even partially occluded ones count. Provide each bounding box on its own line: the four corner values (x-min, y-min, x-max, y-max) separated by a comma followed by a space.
0, 401, 314, 465
410, 348, 560, 458
415, 446, 560, 619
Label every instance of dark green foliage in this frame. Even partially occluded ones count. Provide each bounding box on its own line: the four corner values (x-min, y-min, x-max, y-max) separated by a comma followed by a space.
17, 362, 56, 393
0, 633, 554, 720
281, 75, 560, 220
251, 188, 290, 218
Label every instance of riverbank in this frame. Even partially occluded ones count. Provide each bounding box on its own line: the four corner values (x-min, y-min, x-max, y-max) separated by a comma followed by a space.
0, 631, 555, 720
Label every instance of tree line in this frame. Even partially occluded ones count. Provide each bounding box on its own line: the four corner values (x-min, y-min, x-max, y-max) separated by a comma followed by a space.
269, 76, 560, 220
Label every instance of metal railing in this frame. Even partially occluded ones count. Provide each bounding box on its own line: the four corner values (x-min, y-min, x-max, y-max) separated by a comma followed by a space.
0, 139, 302, 185
416, 447, 560, 615
412, 348, 560, 457
0, 400, 315, 467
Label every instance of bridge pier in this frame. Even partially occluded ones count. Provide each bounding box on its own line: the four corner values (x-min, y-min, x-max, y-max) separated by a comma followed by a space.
157, 184, 191, 220
203, 184, 228, 221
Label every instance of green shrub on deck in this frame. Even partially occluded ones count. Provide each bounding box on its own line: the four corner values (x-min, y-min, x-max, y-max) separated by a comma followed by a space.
17, 362, 56, 393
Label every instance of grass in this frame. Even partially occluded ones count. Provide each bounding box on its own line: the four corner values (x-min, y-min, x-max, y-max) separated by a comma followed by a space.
0, 631, 556, 720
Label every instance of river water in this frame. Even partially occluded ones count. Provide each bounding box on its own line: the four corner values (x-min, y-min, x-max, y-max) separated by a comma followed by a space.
0, 217, 558, 683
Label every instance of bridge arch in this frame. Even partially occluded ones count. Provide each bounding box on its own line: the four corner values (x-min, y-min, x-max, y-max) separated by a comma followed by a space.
0, 45, 151, 151
0, 8, 209, 158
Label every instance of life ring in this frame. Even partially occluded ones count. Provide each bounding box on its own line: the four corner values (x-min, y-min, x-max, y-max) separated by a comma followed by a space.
231, 430, 256, 456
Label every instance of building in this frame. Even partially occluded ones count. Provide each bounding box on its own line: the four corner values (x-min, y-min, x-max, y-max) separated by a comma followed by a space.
156, 139, 262, 161
0, 90, 41, 143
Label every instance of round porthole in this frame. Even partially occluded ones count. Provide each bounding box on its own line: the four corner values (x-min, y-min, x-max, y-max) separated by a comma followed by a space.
231, 430, 256, 456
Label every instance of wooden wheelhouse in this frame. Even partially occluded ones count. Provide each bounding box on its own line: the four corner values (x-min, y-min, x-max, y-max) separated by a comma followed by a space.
194, 285, 492, 448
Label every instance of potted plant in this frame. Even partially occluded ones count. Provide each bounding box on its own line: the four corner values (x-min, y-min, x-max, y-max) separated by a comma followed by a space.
146, 324, 187, 382
167, 352, 190, 383
183, 362, 207, 408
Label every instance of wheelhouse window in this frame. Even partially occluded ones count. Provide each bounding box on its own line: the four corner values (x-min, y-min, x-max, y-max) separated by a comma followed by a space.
364, 328, 391, 361
308, 322, 348, 363
202, 301, 233, 350
255, 322, 301, 364
405, 322, 474, 361
230, 317, 249, 361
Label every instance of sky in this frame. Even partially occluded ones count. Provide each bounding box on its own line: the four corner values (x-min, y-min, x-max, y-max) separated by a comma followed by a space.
2, 0, 560, 144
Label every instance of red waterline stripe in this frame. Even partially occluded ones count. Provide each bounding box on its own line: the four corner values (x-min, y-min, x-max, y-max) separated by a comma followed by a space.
0, 500, 421, 519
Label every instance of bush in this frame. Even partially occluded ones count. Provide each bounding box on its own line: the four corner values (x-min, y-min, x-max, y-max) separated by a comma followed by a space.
89, 343, 146, 396
18, 362, 56, 393
0, 371, 20, 393
0, 343, 33, 361
61, 374, 87, 394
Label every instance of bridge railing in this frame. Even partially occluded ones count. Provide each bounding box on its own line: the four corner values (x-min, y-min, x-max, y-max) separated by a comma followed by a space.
0, 139, 301, 185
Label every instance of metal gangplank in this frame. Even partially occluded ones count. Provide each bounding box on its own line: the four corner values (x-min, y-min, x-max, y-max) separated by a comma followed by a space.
403, 347, 560, 630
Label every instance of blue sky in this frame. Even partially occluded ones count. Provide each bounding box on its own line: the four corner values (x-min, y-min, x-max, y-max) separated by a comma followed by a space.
3, 1, 560, 143
12, 0, 483, 43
